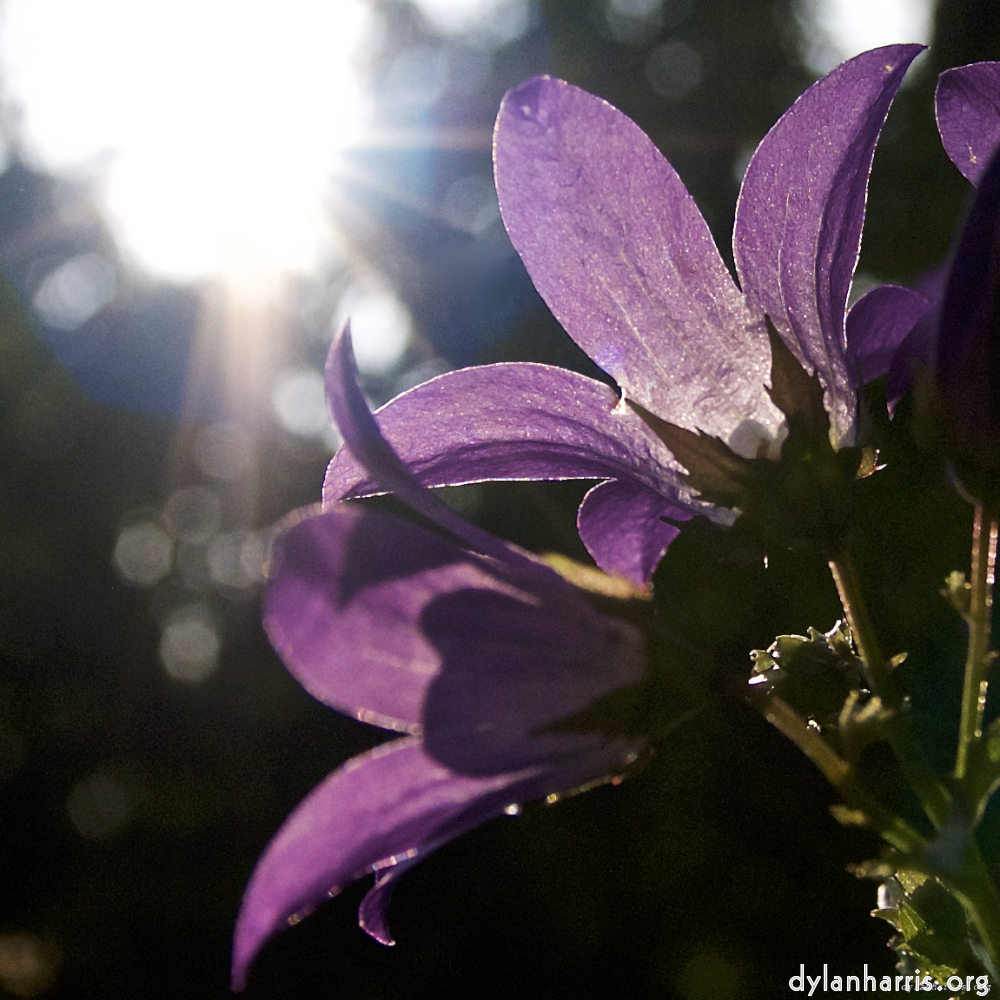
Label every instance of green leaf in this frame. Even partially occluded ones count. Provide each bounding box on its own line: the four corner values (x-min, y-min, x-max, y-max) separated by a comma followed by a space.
872, 872, 989, 986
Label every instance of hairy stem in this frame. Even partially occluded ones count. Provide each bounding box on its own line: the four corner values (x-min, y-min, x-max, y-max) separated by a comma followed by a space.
829, 551, 950, 829
955, 503, 998, 781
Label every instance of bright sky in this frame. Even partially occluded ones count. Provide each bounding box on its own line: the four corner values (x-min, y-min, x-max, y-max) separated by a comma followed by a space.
0, 0, 374, 282
807, 0, 933, 71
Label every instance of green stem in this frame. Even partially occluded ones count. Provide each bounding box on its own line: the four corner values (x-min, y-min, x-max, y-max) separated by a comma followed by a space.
745, 688, 926, 854
955, 503, 998, 781
828, 551, 950, 829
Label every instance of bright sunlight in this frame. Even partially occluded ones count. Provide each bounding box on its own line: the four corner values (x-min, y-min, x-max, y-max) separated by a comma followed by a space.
0, 0, 374, 282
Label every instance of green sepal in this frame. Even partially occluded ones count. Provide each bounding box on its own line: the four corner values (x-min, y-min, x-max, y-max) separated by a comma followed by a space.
626, 400, 750, 509
837, 690, 895, 767
750, 621, 863, 732
629, 315, 868, 553
764, 317, 830, 443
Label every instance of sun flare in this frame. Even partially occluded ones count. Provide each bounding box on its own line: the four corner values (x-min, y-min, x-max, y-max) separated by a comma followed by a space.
0, 0, 374, 283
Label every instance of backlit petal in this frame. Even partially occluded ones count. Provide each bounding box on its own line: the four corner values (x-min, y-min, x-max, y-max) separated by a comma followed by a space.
231, 738, 534, 989
734, 44, 923, 446
323, 361, 695, 508
845, 284, 929, 385
265, 506, 531, 731
936, 62, 1000, 185
494, 75, 782, 449
420, 581, 646, 775
576, 479, 691, 585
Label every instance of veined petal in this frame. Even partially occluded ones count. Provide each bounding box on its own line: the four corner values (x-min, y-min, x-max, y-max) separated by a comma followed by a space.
734, 44, 923, 446
577, 479, 691, 586
845, 284, 930, 385
493, 76, 782, 449
264, 505, 541, 732
936, 62, 1000, 185
323, 361, 693, 507
231, 738, 536, 990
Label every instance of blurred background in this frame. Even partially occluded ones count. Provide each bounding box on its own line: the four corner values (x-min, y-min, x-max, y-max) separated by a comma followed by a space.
0, 0, 997, 996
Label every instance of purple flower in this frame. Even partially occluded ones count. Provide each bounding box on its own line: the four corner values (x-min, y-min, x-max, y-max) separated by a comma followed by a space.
326, 46, 927, 585
231, 325, 652, 990
888, 62, 1000, 412
927, 118, 1000, 504
936, 61, 1000, 185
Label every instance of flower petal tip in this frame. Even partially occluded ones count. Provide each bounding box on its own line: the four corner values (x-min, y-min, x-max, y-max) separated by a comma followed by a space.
501, 75, 558, 128
358, 875, 399, 946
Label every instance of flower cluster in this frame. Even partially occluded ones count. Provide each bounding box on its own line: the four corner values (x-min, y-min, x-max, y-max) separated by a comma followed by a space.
233, 49, 1000, 989
326, 45, 928, 584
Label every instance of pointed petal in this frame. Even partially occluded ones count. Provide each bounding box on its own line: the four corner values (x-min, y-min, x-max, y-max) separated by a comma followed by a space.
323, 361, 692, 507
734, 44, 923, 446
231, 738, 533, 989
264, 505, 534, 732
326, 323, 513, 563
845, 284, 930, 385
576, 480, 690, 585
358, 867, 407, 946
936, 62, 1000, 185
343, 738, 644, 953
494, 76, 781, 446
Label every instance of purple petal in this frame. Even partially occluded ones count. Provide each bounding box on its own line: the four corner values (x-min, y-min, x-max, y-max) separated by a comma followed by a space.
577, 480, 691, 585
326, 323, 514, 563
231, 737, 535, 989
886, 267, 946, 412
264, 505, 538, 731
358, 867, 407, 946
936, 62, 1000, 185
420, 579, 646, 775
734, 45, 923, 446
323, 361, 694, 508
936, 142, 1000, 464
493, 76, 782, 449
845, 284, 930, 385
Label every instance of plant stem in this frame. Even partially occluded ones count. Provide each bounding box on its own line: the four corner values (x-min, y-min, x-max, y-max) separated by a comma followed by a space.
955, 503, 998, 781
745, 688, 925, 853
828, 551, 950, 829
